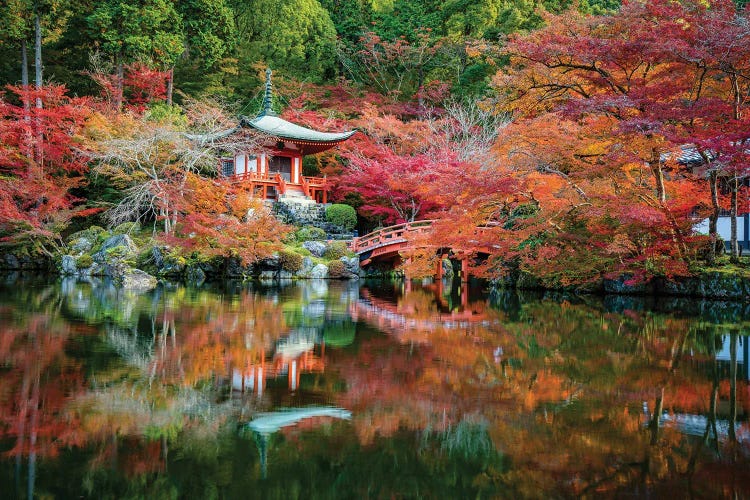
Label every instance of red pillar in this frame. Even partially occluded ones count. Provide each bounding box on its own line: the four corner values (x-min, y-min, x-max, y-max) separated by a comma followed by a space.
436, 255, 443, 281
461, 257, 469, 283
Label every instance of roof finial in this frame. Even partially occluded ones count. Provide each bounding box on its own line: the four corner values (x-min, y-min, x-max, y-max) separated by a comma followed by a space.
260, 68, 276, 117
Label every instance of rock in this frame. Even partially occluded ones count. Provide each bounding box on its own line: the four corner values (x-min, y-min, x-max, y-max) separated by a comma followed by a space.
516, 270, 541, 290
302, 241, 327, 258
341, 256, 359, 273
61, 255, 77, 275
225, 257, 245, 278
160, 256, 185, 277
259, 270, 276, 280
301, 257, 314, 273
198, 259, 220, 277
603, 274, 654, 295
658, 271, 746, 300
70, 237, 93, 254
279, 270, 293, 280
92, 234, 138, 264
309, 263, 329, 279
99, 234, 137, 254
120, 269, 157, 290
258, 255, 281, 271
185, 265, 206, 285
1, 253, 19, 269
151, 246, 164, 269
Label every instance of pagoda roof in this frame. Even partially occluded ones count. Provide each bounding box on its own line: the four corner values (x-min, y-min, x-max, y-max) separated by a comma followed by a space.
239, 114, 356, 144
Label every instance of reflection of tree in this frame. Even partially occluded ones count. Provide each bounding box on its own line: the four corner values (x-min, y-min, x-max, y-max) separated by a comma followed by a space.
0, 312, 87, 499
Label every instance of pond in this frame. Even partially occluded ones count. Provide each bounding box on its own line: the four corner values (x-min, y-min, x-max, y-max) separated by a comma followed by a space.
0, 275, 748, 498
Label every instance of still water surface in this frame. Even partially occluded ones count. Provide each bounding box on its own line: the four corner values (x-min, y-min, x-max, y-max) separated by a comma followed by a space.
0, 275, 748, 498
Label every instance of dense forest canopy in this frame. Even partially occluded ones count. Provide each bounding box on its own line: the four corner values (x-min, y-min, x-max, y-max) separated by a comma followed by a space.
0, 0, 624, 101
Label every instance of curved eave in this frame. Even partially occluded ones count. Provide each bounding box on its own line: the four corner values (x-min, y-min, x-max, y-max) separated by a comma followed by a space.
240, 114, 356, 146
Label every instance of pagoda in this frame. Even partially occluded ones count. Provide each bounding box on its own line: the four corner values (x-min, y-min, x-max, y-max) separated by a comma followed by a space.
220, 69, 355, 203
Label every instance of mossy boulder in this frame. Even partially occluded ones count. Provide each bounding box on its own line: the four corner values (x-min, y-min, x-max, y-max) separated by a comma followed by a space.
323, 241, 349, 260
279, 250, 304, 273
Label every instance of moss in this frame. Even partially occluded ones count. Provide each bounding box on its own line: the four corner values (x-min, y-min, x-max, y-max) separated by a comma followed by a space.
327, 260, 347, 279
113, 221, 141, 234
323, 241, 350, 260
75, 254, 94, 268
279, 250, 304, 273
296, 226, 326, 242
66, 226, 106, 244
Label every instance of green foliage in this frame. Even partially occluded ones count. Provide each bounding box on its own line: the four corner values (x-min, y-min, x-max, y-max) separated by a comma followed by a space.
145, 103, 188, 128
322, 319, 356, 347
279, 250, 304, 273
76, 254, 94, 268
296, 226, 327, 242
323, 241, 349, 260
234, 0, 337, 90
113, 221, 141, 234
327, 259, 347, 278
66, 226, 106, 244
325, 204, 357, 231
87, 0, 185, 66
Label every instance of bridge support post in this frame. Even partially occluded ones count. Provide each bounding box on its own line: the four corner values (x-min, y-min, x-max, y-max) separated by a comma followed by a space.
435, 255, 443, 281
460, 257, 469, 283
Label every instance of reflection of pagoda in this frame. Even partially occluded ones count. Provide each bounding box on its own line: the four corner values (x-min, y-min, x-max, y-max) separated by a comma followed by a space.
219, 69, 356, 202
231, 328, 325, 395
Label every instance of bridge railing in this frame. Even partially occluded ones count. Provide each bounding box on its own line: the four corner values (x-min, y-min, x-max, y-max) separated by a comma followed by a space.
349, 220, 435, 254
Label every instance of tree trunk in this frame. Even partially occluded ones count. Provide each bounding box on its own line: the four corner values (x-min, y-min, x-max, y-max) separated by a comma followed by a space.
729, 332, 737, 442
21, 39, 29, 88
730, 175, 739, 262
166, 67, 174, 106
21, 39, 33, 174
708, 169, 720, 263
34, 13, 43, 174
650, 148, 666, 204
115, 58, 124, 111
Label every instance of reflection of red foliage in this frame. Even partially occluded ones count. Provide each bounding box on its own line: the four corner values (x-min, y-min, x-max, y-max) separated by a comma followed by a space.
121, 438, 165, 477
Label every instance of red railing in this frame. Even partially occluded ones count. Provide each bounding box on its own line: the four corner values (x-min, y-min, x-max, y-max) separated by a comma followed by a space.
303, 176, 327, 188
229, 171, 278, 183
349, 220, 434, 254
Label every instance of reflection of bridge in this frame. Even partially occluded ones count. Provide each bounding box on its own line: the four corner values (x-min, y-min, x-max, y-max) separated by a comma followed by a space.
350, 288, 498, 335
349, 220, 492, 279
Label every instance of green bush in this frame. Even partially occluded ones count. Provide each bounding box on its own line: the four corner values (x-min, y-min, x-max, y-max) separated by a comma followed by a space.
323, 241, 349, 260
113, 221, 141, 234
75, 254, 93, 268
66, 226, 106, 243
325, 204, 357, 231
279, 250, 303, 273
327, 260, 347, 279
296, 226, 327, 242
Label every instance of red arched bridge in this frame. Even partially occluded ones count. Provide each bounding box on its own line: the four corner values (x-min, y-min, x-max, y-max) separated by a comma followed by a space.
348, 220, 493, 280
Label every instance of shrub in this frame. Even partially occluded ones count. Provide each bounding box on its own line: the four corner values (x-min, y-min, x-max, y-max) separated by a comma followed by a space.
323, 241, 349, 260
325, 204, 357, 231
296, 226, 327, 242
66, 226, 106, 243
327, 260, 347, 279
75, 254, 93, 268
279, 250, 303, 273
113, 221, 141, 234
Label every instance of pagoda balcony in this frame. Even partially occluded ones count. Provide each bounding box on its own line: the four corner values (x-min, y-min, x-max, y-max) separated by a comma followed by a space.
226, 171, 329, 203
